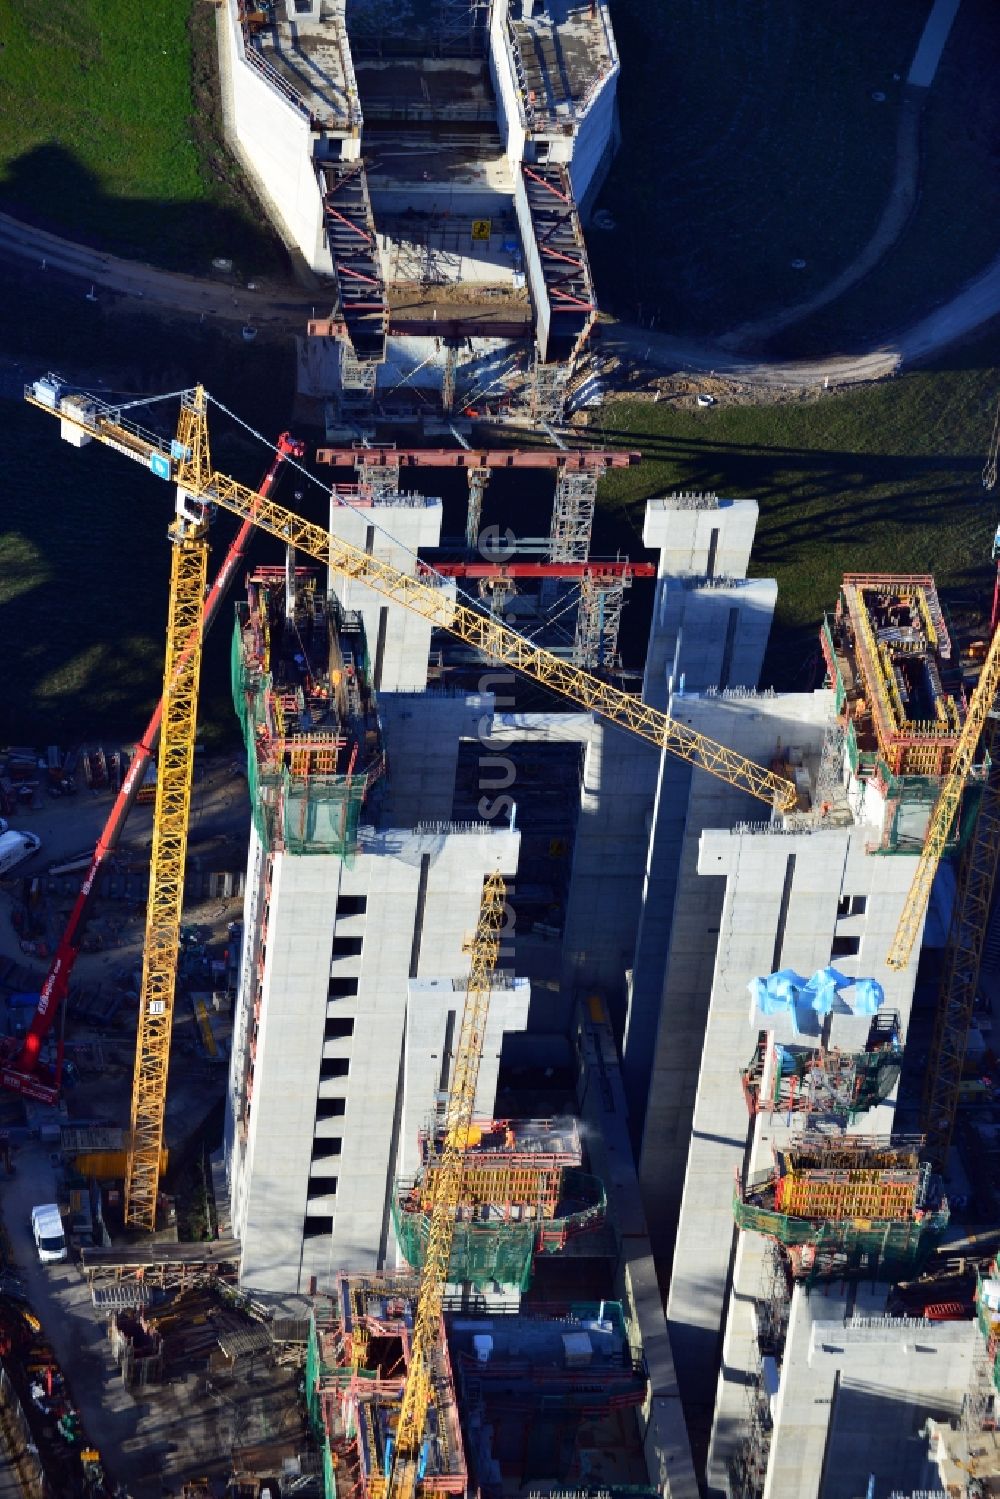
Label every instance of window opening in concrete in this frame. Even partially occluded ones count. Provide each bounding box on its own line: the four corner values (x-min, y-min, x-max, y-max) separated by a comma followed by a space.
373, 605, 388, 689
328, 976, 359, 999
331, 935, 364, 959
303, 1214, 334, 1239
308, 1182, 337, 1202
772, 854, 796, 971
365, 524, 375, 554
409, 853, 431, 978
325, 1017, 355, 1042
718, 606, 739, 692
312, 1138, 343, 1160
439, 1009, 457, 1094
321, 1057, 351, 1080
706, 526, 720, 580
849, 895, 867, 915
378, 1017, 408, 1271
316, 1097, 346, 1119
337, 894, 368, 917
831, 935, 861, 958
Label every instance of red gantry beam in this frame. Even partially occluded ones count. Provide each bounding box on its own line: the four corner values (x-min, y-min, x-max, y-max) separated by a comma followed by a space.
428, 562, 655, 579
316, 447, 640, 470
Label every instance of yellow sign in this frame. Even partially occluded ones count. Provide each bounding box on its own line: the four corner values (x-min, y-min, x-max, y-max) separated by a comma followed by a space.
471, 218, 492, 242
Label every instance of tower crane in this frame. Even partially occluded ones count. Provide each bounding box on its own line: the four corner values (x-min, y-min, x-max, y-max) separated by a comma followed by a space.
380, 871, 506, 1499
909, 399, 1000, 1163
25, 375, 797, 1226
0, 433, 304, 1107
886, 621, 1000, 970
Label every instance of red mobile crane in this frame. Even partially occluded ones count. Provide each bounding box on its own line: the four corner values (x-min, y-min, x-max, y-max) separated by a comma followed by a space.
0, 432, 305, 1105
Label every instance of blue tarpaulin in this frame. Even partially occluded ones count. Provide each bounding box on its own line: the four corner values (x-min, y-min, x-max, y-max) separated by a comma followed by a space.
853, 977, 885, 1015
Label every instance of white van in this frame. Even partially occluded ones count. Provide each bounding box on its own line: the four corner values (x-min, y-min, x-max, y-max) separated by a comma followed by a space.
31, 1203, 67, 1263
0, 831, 41, 877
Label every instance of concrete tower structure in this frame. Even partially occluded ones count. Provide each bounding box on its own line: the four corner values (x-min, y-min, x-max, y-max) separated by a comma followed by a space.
224, 497, 529, 1293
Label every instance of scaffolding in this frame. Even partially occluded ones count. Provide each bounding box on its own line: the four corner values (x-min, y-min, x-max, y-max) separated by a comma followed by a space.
450, 1302, 647, 1497
734, 1135, 949, 1283
572, 568, 631, 668
464, 467, 490, 552
823, 576, 967, 778
393, 1167, 606, 1291
549, 470, 600, 563
231, 569, 384, 860
305, 1282, 467, 1499
740, 1013, 903, 1123
728, 1242, 790, 1499
530, 355, 570, 425
923, 719, 1000, 1168
393, 1118, 604, 1288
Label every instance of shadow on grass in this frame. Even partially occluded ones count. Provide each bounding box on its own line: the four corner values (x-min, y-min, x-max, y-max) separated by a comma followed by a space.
0, 142, 286, 278
0, 272, 311, 746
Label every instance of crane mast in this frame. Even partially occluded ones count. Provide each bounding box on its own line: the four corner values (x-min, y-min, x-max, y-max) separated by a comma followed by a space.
124, 391, 212, 1229
886, 620, 1000, 970
0, 432, 301, 1106
382, 871, 506, 1499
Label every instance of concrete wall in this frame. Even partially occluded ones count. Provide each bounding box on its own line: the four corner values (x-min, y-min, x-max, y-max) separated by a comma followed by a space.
229, 823, 520, 1293
380, 692, 490, 829
399, 976, 532, 1180
560, 720, 658, 1031
759, 1287, 975, 1499
642, 688, 928, 1467
574, 998, 700, 1499
219, 0, 331, 272
512, 166, 550, 361
231, 837, 345, 1290
489, 3, 528, 178
566, 61, 619, 206
327, 493, 444, 693
563, 498, 776, 1043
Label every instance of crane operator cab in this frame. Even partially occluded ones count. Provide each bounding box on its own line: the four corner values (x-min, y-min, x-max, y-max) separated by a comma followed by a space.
31, 1203, 67, 1263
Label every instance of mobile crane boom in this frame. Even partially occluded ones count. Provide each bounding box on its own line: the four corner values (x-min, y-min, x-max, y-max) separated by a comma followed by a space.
0, 432, 303, 1106
24, 379, 798, 815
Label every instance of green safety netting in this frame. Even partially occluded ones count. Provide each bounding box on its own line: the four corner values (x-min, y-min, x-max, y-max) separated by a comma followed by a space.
392, 1171, 606, 1291
733, 1185, 949, 1282
323, 1438, 336, 1499
231, 622, 365, 859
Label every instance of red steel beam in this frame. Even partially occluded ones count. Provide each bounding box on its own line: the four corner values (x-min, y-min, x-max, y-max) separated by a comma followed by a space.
427, 562, 655, 578
315, 447, 640, 470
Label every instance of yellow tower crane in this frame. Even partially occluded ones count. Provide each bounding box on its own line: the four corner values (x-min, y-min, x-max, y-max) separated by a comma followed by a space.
378, 870, 506, 1499
25, 377, 797, 1227
886, 622, 1000, 971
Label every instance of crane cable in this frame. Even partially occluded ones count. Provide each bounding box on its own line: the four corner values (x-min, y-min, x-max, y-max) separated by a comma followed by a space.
205, 393, 598, 652
984, 393, 1000, 491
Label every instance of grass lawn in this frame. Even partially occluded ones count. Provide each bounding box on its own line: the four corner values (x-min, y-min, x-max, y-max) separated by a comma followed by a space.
772, 0, 1000, 357
0, 0, 282, 274
590, 336, 1000, 684
588, 0, 999, 343
588, 0, 920, 337
0, 294, 299, 749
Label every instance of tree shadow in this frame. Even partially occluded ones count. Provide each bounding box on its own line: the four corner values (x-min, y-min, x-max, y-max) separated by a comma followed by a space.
0, 142, 286, 279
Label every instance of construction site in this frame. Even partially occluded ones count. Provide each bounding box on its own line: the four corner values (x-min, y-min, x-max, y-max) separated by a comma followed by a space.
3, 294, 1000, 1499
219, 0, 615, 430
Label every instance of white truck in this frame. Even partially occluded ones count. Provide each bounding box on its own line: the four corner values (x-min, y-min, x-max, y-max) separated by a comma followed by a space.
31, 1203, 67, 1263
0, 830, 41, 877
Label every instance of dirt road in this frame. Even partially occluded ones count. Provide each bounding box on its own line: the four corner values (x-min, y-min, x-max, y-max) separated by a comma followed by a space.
0, 211, 313, 329
2, 202, 999, 393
